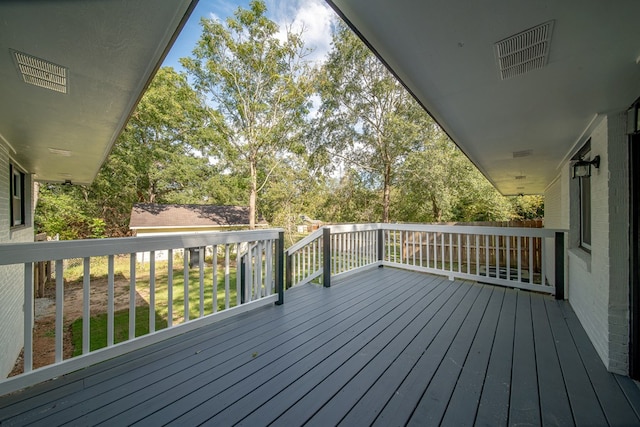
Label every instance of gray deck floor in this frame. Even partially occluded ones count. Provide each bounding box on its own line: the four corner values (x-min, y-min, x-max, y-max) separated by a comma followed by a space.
2, 267, 640, 426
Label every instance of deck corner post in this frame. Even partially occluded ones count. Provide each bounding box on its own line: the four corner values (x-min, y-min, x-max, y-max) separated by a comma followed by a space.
276, 231, 285, 305
377, 227, 384, 267
555, 231, 565, 300
323, 227, 331, 288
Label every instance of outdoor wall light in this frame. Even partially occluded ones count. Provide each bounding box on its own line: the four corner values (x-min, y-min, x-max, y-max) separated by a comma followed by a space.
572, 155, 600, 179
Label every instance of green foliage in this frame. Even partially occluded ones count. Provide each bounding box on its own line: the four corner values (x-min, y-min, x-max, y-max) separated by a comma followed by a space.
35, 185, 105, 239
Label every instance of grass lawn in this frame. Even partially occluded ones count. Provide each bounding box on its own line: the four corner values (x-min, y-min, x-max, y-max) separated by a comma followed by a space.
68, 255, 241, 356
71, 306, 167, 356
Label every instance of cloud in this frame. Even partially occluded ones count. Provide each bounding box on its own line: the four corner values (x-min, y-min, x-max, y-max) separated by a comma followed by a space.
269, 0, 336, 65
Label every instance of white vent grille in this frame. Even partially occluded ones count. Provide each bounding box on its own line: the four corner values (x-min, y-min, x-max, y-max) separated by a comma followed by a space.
13, 50, 67, 93
495, 21, 554, 80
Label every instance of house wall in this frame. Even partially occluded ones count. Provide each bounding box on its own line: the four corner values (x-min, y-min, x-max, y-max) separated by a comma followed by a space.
0, 144, 35, 378
545, 113, 630, 374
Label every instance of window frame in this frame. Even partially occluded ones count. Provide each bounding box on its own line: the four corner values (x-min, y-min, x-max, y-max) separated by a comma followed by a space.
9, 163, 26, 227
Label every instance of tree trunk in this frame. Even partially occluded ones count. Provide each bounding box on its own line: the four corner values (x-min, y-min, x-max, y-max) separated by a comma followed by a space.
382, 163, 391, 223
249, 161, 257, 230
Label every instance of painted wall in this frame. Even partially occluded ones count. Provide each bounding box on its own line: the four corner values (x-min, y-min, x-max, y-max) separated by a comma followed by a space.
545, 113, 630, 374
0, 145, 35, 378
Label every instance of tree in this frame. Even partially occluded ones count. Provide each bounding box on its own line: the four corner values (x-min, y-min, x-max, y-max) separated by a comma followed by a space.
36, 66, 212, 238
395, 130, 515, 223
313, 22, 432, 222
181, 0, 314, 228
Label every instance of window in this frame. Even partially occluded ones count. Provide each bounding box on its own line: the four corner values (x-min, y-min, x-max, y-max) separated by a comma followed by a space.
574, 140, 592, 251
10, 164, 25, 227
579, 169, 591, 250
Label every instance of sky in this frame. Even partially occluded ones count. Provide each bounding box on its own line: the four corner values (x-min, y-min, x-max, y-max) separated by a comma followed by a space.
162, 0, 337, 71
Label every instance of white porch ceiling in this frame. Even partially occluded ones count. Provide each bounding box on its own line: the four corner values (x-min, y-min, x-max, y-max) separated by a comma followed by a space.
0, 0, 197, 184
327, 0, 640, 195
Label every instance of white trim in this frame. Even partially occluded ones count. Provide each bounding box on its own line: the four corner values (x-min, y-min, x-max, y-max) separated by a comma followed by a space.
382, 261, 554, 294
0, 229, 284, 265
0, 295, 278, 396
557, 113, 603, 171
131, 224, 268, 231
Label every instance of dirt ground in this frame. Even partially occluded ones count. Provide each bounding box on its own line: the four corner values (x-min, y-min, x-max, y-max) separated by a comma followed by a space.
9, 274, 150, 377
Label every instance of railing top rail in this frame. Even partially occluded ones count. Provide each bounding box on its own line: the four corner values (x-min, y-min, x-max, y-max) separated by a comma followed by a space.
378, 223, 567, 238
286, 227, 324, 255
0, 228, 284, 265
329, 223, 382, 233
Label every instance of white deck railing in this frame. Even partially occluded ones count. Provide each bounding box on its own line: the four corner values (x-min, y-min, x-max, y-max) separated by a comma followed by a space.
0, 229, 284, 395
287, 223, 566, 296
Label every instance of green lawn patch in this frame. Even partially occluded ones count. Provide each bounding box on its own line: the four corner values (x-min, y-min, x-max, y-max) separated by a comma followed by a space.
71, 305, 167, 357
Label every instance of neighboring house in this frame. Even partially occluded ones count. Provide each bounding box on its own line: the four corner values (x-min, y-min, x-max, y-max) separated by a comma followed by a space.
129, 203, 268, 262
327, 1, 640, 378
0, 1, 197, 377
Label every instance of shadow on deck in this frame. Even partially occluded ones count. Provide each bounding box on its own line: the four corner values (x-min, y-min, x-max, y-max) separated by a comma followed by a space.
2, 267, 640, 426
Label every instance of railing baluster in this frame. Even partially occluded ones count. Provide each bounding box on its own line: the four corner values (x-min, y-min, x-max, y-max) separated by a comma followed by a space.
485, 235, 490, 278
212, 246, 217, 313
198, 247, 204, 318
426, 232, 430, 268
506, 239, 511, 281
457, 234, 462, 273
168, 249, 174, 326
466, 235, 471, 274
130, 254, 136, 337
449, 233, 453, 272
517, 237, 522, 282
236, 243, 242, 306
224, 244, 230, 309
441, 233, 445, 270
266, 240, 273, 296
107, 255, 114, 346
496, 235, 500, 279
541, 237, 546, 286
475, 235, 480, 275
529, 237, 534, 284
24, 262, 33, 373
150, 253, 156, 332
83, 257, 90, 354
55, 259, 64, 362
183, 249, 189, 322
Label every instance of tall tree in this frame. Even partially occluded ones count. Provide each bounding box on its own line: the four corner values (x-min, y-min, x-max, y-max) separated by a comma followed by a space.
181, 0, 313, 228
313, 22, 432, 222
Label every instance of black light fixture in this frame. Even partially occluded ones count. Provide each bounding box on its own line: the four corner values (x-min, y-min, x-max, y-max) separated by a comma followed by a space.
572, 155, 600, 178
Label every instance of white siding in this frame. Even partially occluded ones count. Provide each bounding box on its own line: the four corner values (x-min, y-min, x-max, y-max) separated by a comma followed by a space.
547, 113, 630, 375
0, 145, 34, 378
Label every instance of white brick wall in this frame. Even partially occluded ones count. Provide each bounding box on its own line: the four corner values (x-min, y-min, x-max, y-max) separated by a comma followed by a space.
606, 111, 629, 373
546, 113, 631, 375
0, 145, 34, 378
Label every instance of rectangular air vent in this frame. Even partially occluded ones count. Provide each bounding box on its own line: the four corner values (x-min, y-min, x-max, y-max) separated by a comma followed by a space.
515, 175, 526, 180
513, 149, 533, 158
13, 50, 67, 93
495, 21, 554, 80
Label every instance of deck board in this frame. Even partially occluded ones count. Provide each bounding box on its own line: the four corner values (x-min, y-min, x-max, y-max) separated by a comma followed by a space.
2, 267, 640, 426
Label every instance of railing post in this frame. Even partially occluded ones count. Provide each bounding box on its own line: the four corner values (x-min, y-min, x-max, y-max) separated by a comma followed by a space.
240, 255, 246, 304
323, 227, 331, 288
555, 231, 565, 300
377, 227, 384, 267
276, 231, 285, 305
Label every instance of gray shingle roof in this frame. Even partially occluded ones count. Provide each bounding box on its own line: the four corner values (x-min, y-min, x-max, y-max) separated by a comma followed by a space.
129, 204, 266, 229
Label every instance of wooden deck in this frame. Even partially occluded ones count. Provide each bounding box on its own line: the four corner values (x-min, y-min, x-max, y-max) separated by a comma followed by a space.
2, 267, 640, 426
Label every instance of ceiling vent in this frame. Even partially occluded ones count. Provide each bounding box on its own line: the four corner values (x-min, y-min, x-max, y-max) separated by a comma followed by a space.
495, 20, 554, 80
12, 50, 67, 93
515, 175, 527, 180
513, 149, 533, 158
